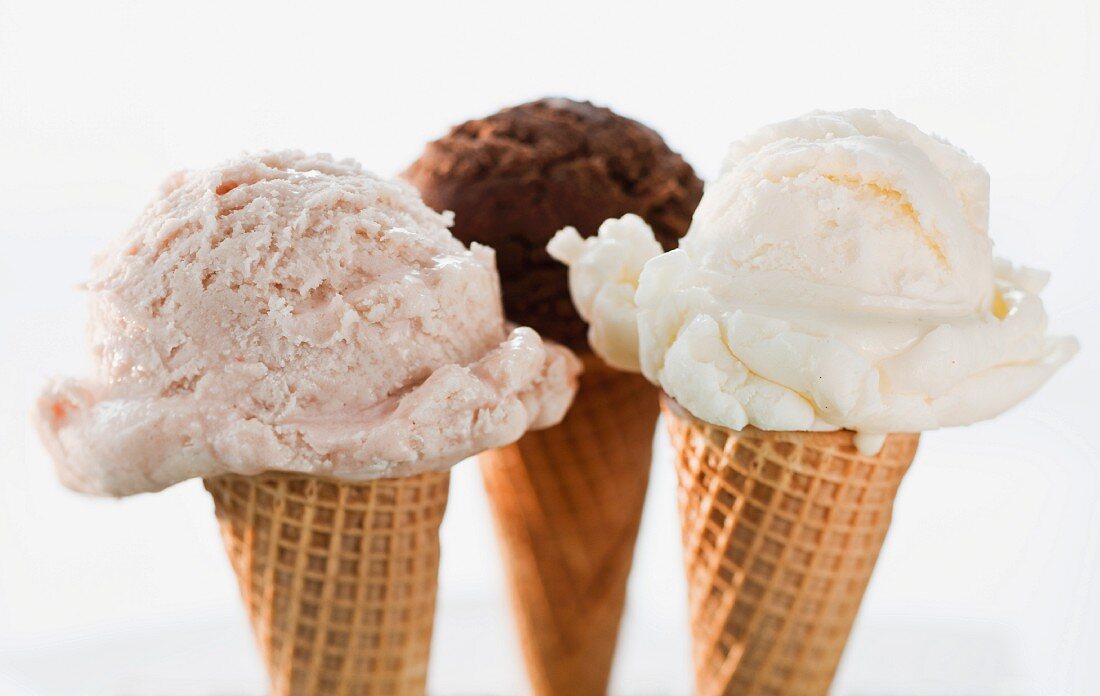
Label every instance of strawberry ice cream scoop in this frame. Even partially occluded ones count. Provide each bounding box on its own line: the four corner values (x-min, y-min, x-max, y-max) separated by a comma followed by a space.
36, 151, 580, 496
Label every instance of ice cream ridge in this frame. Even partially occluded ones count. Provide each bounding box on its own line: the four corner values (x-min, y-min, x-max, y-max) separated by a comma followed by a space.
549, 109, 1077, 695
405, 98, 703, 696
34, 150, 581, 696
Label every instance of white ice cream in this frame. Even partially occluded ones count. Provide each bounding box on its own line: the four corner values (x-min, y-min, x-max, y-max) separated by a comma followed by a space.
548, 110, 1077, 453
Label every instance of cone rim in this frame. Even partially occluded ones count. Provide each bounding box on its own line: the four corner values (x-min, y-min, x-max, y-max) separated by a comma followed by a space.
659, 391, 921, 448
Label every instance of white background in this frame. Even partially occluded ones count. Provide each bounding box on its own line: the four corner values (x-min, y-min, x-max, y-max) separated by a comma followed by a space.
1, 1, 1097, 694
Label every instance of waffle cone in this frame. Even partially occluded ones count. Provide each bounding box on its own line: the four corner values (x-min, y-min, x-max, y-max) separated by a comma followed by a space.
204, 470, 450, 696
479, 354, 657, 696
660, 395, 918, 696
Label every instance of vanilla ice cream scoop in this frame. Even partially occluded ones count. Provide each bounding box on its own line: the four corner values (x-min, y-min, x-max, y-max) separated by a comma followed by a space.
549, 110, 1076, 453
37, 151, 580, 496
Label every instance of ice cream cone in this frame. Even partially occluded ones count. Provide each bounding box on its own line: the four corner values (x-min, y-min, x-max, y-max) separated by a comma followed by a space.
204, 470, 450, 696
479, 354, 657, 696
660, 394, 918, 696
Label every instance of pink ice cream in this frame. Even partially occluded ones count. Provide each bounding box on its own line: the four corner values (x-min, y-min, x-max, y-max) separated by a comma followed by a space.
36, 151, 580, 496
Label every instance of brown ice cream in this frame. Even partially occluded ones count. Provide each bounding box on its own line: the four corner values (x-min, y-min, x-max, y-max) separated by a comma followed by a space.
403, 98, 703, 350
403, 99, 703, 696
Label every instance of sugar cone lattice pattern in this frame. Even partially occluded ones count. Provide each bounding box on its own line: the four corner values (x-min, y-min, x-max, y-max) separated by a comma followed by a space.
204, 470, 450, 696
661, 396, 918, 696
480, 355, 657, 696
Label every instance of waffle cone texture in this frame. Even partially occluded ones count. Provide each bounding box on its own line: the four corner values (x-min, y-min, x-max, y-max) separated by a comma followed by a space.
204, 470, 450, 696
479, 355, 657, 696
661, 395, 919, 696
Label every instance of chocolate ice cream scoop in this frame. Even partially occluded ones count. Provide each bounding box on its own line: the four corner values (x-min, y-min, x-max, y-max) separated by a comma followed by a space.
403, 98, 703, 350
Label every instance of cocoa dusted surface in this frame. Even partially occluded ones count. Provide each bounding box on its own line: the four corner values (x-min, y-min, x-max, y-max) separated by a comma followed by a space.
403, 98, 703, 351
